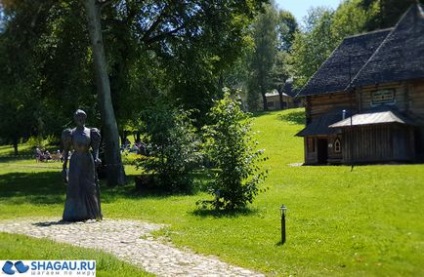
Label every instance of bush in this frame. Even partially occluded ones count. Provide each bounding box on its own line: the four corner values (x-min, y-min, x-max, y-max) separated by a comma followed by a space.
198, 92, 268, 210
134, 103, 202, 193
121, 151, 140, 165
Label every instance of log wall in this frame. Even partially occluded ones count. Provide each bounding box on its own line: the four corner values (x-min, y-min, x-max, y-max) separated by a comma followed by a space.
306, 92, 353, 121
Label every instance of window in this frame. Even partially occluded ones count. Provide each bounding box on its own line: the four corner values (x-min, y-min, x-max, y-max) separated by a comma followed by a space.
334, 137, 341, 153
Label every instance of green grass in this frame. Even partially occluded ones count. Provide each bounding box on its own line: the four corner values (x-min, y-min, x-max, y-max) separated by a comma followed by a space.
0, 233, 153, 277
1, 108, 424, 276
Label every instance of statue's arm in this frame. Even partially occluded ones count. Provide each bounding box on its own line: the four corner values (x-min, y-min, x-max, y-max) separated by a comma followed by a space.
90, 128, 102, 166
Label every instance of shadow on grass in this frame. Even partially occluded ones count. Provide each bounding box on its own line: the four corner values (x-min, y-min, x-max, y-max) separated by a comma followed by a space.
0, 172, 65, 205
100, 174, 202, 203
191, 207, 258, 218
275, 241, 286, 247
0, 172, 149, 206
99, 179, 172, 203
103, 172, 207, 201
0, 172, 204, 206
0, 156, 35, 163
277, 110, 305, 125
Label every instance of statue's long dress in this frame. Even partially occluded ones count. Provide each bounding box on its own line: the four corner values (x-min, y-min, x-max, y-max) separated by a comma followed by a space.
62, 127, 102, 221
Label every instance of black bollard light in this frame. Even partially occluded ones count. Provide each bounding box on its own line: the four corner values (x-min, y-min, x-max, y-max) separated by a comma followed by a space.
280, 204, 287, 244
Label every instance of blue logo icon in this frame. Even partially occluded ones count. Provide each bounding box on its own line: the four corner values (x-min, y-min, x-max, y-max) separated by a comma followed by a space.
2, 261, 29, 275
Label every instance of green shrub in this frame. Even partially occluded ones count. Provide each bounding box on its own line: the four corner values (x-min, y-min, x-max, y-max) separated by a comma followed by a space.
121, 151, 140, 165
198, 92, 268, 210
134, 103, 202, 193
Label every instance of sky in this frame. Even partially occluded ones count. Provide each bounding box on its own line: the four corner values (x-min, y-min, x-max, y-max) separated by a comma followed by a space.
275, 0, 342, 24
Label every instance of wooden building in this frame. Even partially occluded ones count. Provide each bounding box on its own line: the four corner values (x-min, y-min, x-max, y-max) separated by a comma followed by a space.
296, 4, 424, 165
263, 80, 302, 111
264, 90, 294, 110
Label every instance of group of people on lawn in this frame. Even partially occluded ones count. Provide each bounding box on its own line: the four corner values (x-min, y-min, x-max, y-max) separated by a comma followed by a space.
121, 138, 148, 155
35, 147, 57, 162
35, 147, 71, 162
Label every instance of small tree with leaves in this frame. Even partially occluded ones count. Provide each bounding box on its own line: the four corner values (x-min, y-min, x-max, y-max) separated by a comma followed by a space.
135, 102, 202, 193
199, 91, 268, 210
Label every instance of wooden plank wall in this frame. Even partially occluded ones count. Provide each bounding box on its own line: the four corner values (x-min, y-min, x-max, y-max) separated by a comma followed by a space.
306, 92, 352, 120
408, 81, 424, 160
342, 124, 415, 163
357, 82, 405, 112
307, 81, 424, 120
392, 125, 415, 160
304, 137, 317, 164
303, 80, 424, 164
410, 81, 424, 119
343, 125, 393, 163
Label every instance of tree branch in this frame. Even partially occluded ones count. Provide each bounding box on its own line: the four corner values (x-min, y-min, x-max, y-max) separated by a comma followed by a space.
143, 24, 188, 45
140, 3, 170, 43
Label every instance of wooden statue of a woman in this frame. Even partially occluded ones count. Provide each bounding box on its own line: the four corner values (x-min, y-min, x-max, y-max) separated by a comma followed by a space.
61, 109, 102, 221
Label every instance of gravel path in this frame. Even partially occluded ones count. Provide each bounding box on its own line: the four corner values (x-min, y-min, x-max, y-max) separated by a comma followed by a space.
0, 218, 264, 277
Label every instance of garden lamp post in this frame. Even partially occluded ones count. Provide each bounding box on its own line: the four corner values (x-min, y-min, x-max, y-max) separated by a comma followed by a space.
280, 204, 287, 244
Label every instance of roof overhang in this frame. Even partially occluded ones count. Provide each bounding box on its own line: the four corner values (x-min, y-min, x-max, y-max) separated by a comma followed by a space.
329, 110, 415, 128
296, 110, 349, 137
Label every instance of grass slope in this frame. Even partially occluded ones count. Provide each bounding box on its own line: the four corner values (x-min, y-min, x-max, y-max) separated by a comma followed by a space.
1, 108, 423, 276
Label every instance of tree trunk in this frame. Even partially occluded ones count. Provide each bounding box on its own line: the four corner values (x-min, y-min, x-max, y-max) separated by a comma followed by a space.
278, 89, 284, 110
261, 87, 268, 111
83, 0, 126, 186
12, 136, 18, 156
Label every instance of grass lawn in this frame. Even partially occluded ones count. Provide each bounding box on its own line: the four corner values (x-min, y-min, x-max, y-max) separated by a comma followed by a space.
1, 108, 423, 276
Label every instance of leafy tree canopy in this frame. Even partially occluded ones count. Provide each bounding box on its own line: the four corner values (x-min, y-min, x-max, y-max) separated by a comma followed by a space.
0, 0, 267, 145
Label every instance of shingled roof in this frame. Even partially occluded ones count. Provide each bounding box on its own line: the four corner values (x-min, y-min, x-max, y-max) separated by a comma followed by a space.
351, 4, 424, 87
283, 79, 299, 98
298, 4, 424, 96
297, 28, 391, 97
296, 109, 352, 136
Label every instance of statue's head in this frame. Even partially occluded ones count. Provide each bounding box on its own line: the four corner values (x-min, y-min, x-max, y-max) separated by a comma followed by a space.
74, 109, 87, 126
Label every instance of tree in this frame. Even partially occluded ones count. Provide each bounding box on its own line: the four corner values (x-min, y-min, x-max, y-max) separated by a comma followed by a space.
0, 1, 50, 153
0, 0, 98, 151
220, 6, 297, 112
331, 0, 368, 42
83, 0, 126, 186
291, 7, 336, 88
199, 91, 268, 210
277, 10, 299, 52
0, 83, 36, 154
273, 9, 298, 109
247, 3, 279, 111
271, 50, 291, 109
290, 0, 376, 89
135, 102, 201, 193
145, 1, 268, 121
360, 0, 421, 31
0, 0, 267, 187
